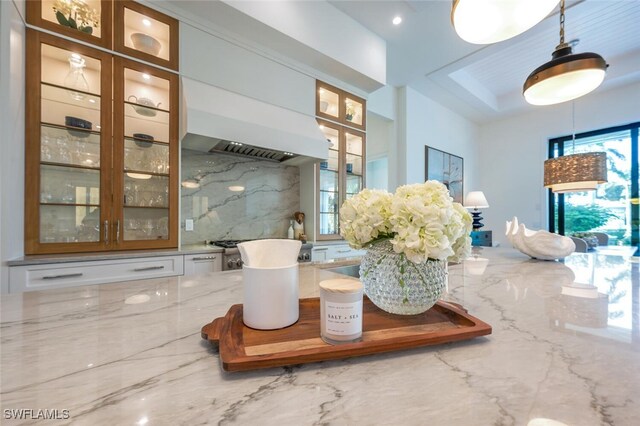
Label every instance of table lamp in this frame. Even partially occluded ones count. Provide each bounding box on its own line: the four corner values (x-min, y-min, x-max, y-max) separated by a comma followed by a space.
464, 191, 489, 230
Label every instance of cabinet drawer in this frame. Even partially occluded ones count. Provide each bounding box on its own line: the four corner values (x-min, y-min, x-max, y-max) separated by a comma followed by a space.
183, 253, 222, 276
9, 255, 184, 293
313, 244, 366, 261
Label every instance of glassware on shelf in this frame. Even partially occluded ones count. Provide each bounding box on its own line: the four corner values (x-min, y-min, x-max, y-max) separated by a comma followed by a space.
64, 54, 90, 100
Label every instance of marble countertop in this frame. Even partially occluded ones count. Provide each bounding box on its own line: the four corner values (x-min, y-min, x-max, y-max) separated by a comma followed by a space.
6, 244, 225, 266
1, 248, 638, 425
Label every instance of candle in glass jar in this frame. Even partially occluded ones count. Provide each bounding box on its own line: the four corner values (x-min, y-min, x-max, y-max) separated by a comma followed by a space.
319, 278, 363, 345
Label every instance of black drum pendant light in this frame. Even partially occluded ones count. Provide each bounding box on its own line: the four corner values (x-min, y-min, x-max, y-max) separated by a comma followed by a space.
523, 0, 608, 105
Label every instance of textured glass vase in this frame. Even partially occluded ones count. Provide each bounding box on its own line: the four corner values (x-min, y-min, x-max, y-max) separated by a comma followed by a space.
359, 240, 448, 315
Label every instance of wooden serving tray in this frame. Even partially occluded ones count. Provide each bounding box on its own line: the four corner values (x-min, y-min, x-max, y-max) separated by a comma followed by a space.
201, 297, 491, 372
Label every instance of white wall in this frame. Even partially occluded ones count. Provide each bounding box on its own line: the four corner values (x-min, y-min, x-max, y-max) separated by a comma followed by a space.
180, 23, 315, 116
479, 82, 640, 246
398, 86, 480, 191
0, 0, 25, 293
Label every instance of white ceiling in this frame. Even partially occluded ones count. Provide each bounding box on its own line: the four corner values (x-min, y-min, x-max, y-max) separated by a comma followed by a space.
329, 0, 640, 123
166, 0, 640, 124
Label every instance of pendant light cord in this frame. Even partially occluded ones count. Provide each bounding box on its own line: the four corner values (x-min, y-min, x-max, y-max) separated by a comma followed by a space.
559, 0, 565, 45
572, 101, 576, 153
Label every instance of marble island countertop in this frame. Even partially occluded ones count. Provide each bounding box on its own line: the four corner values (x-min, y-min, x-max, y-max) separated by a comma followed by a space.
1, 248, 638, 425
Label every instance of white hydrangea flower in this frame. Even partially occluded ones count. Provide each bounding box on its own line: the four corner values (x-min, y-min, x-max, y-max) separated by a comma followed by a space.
339, 189, 393, 249
340, 181, 472, 263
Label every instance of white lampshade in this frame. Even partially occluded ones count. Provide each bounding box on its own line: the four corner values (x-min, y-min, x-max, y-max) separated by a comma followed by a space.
464, 191, 489, 209
451, 0, 559, 45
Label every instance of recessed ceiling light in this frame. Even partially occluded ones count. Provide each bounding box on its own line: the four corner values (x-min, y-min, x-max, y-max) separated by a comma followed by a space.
392, 16, 402, 25
142, 73, 151, 80
318, 125, 324, 130
142, 18, 151, 27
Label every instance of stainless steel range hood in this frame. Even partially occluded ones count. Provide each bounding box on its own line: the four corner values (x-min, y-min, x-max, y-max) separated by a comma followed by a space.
181, 78, 329, 163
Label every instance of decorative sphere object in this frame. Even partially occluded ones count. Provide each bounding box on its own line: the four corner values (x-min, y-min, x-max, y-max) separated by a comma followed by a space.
505, 216, 575, 260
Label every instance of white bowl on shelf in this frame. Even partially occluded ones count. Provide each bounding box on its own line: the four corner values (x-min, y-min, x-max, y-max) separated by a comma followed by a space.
131, 33, 162, 57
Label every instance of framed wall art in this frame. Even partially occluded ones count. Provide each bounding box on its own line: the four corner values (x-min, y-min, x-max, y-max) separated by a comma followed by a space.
425, 146, 464, 204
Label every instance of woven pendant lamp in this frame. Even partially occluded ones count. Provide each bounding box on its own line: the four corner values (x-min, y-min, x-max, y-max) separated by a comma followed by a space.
544, 102, 607, 193
544, 152, 607, 193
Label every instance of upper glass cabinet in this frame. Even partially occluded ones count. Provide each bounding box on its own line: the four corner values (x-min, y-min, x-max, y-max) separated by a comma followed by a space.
316, 81, 366, 131
115, 0, 179, 70
25, 30, 112, 254
27, 0, 112, 49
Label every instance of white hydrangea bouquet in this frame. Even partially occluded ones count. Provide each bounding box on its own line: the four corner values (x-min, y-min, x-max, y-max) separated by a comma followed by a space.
340, 181, 472, 263
339, 181, 472, 314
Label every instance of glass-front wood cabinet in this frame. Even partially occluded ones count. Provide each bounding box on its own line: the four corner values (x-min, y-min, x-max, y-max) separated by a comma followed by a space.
316, 120, 366, 240
113, 57, 178, 249
26, 0, 112, 49
25, 29, 178, 254
115, 0, 179, 70
316, 81, 366, 131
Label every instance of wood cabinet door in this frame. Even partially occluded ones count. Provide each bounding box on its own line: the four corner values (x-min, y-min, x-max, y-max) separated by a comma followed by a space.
26, 0, 112, 49
114, 0, 179, 71
112, 56, 179, 250
25, 30, 113, 254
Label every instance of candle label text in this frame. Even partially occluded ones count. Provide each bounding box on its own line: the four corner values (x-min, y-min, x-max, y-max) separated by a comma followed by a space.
324, 301, 363, 335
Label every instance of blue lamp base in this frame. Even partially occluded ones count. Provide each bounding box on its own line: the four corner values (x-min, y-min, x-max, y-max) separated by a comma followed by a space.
471, 209, 484, 230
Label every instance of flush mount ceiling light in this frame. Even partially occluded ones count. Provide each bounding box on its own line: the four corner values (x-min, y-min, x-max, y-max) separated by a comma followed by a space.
451, 0, 558, 44
523, 0, 608, 106
392, 16, 402, 26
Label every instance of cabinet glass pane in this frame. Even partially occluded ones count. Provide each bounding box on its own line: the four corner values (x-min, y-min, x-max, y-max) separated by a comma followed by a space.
41, 44, 101, 96
123, 174, 169, 208
124, 68, 170, 142
346, 154, 363, 176
124, 139, 169, 174
123, 207, 169, 240
40, 205, 100, 243
345, 97, 364, 126
345, 132, 363, 156
346, 174, 363, 198
319, 169, 338, 192
41, 124, 100, 167
40, 164, 100, 204
124, 7, 171, 61
41, 84, 101, 132
41, 0, 102, 38
318, 87, 339, 118
319, 213, 339, 235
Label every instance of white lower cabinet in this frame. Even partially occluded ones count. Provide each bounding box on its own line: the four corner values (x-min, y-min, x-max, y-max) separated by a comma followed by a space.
311, 244, 365, 262
183, 253, 222, 276
9, 255, 184, 293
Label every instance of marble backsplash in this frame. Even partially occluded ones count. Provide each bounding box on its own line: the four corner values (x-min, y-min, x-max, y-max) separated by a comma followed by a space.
181, 149, 300, 244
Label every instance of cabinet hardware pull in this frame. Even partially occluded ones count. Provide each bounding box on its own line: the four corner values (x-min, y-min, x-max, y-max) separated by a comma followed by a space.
103, 220, 109, 244
116, 220, 120, 242
133, 266, 165, 272
42, 273, 83, 280
337, 249, 351, 253
192, 256, 217, 261
314, 247, 328, 251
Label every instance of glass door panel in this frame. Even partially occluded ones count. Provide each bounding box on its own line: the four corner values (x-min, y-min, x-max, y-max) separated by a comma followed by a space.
40, 205, 100, 243
123, 7, 171, 62
550, 124, 639, 251
40, 164, 100, 204
124, 139, 169, 174
345, 96, 364, 128
318, 122, 343, 238
345, 131, 364, 198
27, 0, 111, 48
123, 174, 169, 208
123, 208, 169, 241
41, 124, 101, 167
318, 86, 340, 119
